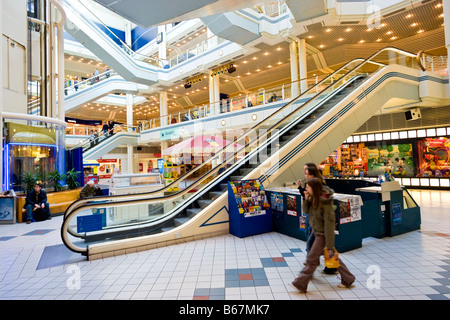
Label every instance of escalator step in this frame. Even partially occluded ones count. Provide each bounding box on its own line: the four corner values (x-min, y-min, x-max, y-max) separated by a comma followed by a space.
230, 176, 243, 181
220, 183, 228, 191
198, 199, 213, 208
161, 226, 175, 232
209, 191, 223, 200
187, 208, 202, 218
174, 217, 190, 227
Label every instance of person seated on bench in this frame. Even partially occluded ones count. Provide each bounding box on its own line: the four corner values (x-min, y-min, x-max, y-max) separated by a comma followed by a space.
80, 180, 102, 198
25, 183, 51, 224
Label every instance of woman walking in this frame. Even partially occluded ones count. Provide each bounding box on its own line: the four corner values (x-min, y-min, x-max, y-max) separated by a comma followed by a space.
291, 177, 355, 293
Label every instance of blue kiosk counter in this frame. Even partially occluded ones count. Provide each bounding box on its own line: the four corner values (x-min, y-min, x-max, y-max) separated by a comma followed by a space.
265, 187, 363, 253
355, 181, 421, 238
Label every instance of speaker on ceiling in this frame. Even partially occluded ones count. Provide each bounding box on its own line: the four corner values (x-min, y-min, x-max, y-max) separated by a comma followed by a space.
405, 108, 421, 121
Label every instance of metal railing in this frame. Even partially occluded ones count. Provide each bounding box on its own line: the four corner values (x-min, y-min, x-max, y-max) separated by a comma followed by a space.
61, 47, 421, 254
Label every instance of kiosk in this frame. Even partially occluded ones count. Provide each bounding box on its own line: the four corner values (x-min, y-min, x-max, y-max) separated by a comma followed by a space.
228, 180, 272, 238
355, 181, 421, 237
266, 187, 363, 253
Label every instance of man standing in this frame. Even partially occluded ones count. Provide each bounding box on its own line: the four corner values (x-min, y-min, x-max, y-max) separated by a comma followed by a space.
25, 183, 51, 224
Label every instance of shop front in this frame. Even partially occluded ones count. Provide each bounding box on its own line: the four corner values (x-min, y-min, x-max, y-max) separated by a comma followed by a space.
320, 130, 450, 188
3, 120, 66, 193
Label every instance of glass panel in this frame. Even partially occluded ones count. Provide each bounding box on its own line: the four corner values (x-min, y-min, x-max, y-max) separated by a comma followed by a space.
403, 190, 417, 209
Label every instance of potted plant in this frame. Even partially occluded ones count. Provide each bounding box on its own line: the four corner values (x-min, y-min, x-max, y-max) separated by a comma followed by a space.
21, 172, 42, 194
48, 169, 64, 192
65, 168, 81, 190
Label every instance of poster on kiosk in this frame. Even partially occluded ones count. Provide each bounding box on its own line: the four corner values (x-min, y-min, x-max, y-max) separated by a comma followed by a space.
228, 179, 272, 238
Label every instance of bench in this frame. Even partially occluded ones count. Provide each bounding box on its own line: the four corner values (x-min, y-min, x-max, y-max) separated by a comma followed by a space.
17, 188, 81, 223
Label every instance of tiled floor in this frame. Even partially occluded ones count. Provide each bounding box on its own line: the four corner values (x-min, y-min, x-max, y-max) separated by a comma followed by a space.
0, 189, 449, 301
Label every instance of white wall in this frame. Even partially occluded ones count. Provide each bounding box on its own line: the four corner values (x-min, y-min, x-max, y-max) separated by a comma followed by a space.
2, 0, 27, 114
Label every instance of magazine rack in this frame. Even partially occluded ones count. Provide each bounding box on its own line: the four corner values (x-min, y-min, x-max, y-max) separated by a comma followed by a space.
227, 179, 272, 238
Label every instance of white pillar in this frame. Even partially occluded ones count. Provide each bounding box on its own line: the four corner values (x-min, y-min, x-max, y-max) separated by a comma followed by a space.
126, 94, 133, 131
160, 91, 168, 126
443, 0, 450, 95
125, 22, 132, 46
158, 25, 167, 67
160, 92, 168, 154
208, 74, 220, 114
289, 40, 299, 98
48, 0, 66, 122
213, 74, 220, 114
298, 38, 307, 93
126, 94, 133, 173
209, 74, 215, 115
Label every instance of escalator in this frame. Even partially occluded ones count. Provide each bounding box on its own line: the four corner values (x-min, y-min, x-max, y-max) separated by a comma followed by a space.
64, 72, 142, 112
61, 47, 436, 259
63, 0, 159, 85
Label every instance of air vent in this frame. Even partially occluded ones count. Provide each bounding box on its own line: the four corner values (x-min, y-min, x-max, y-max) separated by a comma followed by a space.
339, 21, 360, 24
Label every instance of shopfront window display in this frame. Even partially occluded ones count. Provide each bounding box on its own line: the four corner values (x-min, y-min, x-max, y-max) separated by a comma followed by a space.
366, 143, 414, 177
417, 137, 450, 177
321, 142, 415, 178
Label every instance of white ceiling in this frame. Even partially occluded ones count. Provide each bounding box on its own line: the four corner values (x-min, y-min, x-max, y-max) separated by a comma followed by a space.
65, 0, 447, 123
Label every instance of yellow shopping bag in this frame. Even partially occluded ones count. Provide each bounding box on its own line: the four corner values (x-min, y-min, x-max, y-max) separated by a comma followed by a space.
324, 248, 340, 268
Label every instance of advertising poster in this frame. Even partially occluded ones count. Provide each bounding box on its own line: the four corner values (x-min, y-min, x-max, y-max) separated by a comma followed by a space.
392, 203, 402, 225
229, 180, 270, 217
286, 195, 297, 216
338, 197, 362, 224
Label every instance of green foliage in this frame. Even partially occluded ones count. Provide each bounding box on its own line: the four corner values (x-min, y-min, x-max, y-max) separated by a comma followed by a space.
65, 168, 81, 190
48, 169, 65, 192
21, 172, 42, 193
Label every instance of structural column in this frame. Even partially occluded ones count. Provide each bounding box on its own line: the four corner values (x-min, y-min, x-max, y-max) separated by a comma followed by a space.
209, 74, 220, 114
158, 25, 167, 67
443, 0, 450, 95
126, 94, 134, 173
289, 39, 299, 98
160, 91, 169, 153
298, 38, 307, 93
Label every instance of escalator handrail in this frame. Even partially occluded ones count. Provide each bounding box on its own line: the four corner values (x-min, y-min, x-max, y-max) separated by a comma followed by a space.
62, 46, 420, 253
62, 56, 373, 219
64, 0, 163, 68
63, 45, 413, 220
60, 71, 368, 253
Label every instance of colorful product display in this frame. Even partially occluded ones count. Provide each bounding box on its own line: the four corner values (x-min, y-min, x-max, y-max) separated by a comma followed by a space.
229, 180, 270, 217
322, 137, 450, 179
417, 137, 450, 177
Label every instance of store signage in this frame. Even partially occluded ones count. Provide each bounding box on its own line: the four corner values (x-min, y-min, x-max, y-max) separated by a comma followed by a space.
160, 127, 180, 141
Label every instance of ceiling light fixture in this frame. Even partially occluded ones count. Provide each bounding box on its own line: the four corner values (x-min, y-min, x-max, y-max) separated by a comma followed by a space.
345, 28, 352, 32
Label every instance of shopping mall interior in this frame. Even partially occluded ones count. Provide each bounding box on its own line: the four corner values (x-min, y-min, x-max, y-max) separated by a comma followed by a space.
1, 0, 450, 303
